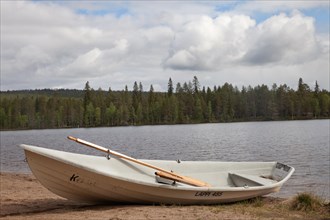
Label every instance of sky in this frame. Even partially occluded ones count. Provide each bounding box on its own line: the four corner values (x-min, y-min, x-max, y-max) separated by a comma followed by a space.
1, 1, 329, 92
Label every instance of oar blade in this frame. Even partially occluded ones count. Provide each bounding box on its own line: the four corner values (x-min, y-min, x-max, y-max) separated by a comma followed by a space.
155, 171, 211, 187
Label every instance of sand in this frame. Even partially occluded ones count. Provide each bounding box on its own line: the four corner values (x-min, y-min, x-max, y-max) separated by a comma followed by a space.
0, 172, 329, 219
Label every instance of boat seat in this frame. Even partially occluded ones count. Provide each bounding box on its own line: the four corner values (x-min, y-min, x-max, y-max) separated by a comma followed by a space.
229, 173, 277, 187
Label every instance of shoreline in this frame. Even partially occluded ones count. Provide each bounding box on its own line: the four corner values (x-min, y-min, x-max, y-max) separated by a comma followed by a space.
1, 118, 329, 132
1, 172, 329, 219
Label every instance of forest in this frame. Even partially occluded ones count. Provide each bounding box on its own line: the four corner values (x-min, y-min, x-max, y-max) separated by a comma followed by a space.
0, 77, 329, 130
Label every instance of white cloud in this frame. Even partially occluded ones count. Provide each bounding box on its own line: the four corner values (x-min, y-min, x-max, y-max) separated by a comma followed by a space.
62, 48, 102, 76
0, 1, 329, 91
244, 12, 321, 65
164, 12, 324, 71
164, 14, 255, 70
58, 39, 130, 77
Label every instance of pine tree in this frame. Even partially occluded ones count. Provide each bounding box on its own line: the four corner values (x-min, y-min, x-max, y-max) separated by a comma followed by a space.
132, 81, 139, 111
314, 81, 320, 95
83, 81, 91, 126
193, 76, 200, 94
168, 78, 173, 96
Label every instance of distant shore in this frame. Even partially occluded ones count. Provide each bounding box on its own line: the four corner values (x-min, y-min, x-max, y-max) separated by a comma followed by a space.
1, 118, 329, 132
2, 78, 329, 131
1, 172, 329, 220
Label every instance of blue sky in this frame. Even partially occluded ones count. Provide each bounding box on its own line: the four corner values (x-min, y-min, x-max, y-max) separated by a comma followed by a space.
75, 4, 129, 17
303, 7, 330, 33
1, 1, 329, 91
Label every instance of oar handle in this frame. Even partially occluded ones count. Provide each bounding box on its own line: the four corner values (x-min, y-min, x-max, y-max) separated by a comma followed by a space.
67, 136, 77, 141
68, 136, 165, 170
68, 136, 109, 152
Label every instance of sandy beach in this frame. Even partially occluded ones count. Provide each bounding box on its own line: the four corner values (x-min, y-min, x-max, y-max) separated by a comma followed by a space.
0, 172, 329, 219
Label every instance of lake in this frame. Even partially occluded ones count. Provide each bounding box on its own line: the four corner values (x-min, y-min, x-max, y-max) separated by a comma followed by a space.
1, 120, 329, 200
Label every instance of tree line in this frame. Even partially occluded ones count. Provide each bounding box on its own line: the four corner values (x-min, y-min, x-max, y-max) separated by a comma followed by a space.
0, 77, 329, 130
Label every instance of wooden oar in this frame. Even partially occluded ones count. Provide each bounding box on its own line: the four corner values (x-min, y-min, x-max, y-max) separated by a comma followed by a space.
67, 136, 211, 187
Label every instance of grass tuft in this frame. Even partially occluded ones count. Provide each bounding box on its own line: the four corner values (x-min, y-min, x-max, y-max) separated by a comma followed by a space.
236, 196, 264, 207
290, 192, 323, 212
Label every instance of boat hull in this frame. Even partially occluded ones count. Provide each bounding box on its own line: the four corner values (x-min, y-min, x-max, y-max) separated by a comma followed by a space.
22, 144, 294, 205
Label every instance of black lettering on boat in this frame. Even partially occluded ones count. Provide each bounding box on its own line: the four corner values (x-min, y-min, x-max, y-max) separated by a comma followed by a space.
195, 191, 223, 197
70, 174, 96, 186
212, 192, 223, 196
70, 174, 79, 182
195, 192, 211, 196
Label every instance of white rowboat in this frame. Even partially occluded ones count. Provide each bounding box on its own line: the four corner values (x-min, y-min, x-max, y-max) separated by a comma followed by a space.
21, 143, 294, 205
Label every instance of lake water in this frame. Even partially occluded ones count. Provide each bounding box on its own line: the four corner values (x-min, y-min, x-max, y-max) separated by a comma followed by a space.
1, 120, 329, 200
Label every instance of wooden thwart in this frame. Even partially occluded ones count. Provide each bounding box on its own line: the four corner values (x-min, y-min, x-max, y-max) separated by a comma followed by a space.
67, 136, 211, 187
